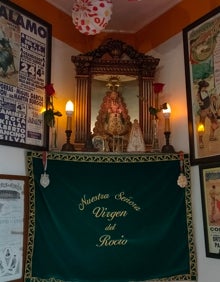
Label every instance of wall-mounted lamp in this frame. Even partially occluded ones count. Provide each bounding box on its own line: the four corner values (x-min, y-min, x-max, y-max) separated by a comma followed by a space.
198, 123, 205, 133
198, 123, 205, 148
61, 100, 75, 151
161, 103, 175, 153
163, 103, 171, 132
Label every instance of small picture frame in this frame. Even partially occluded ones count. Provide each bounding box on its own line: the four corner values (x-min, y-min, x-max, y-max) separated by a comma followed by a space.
199, 163, 220, 258
92, 135, 105, 151
183, 7, 220, 165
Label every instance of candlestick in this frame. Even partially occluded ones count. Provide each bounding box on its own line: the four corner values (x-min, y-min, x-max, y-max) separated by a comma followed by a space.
161, 103, 175, 153
65, 100, 74, 130
66, 116, 72, 131
162, 103, 171, 132
62, 100, 75, 151
164, 118, 170, 132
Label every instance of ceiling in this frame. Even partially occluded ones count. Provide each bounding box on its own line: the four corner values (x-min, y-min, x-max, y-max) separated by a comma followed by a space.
45, 0, 182, 33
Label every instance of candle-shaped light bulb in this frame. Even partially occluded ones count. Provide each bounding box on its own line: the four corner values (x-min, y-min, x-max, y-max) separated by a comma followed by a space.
162, 103, 171, 132
198, 123, 205, 134
66, 100, 74, 114
65, 100, 74, 130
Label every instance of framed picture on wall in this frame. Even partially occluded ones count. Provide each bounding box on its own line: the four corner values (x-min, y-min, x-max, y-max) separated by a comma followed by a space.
183, 7, 220, 165
0, 174, 29, 281
199, 163, 220, 259
0, 0, 52, 150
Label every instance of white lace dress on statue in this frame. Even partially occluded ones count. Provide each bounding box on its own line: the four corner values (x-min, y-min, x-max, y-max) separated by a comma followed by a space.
127, 119, 145, 152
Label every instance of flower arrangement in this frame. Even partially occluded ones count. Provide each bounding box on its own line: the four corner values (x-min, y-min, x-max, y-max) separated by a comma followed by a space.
149, 82, 166, 119
44, 83, 62, 127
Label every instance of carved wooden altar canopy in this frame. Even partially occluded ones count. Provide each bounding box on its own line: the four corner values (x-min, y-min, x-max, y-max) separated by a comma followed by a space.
72, 39, 160, 151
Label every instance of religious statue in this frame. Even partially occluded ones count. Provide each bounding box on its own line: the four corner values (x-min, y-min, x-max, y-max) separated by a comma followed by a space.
127, 119, 146, 152
93, 90, 131, 151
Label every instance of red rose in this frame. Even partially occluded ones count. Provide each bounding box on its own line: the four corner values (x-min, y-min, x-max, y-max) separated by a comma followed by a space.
153, 83, 165, 94
45, 83, 55, 97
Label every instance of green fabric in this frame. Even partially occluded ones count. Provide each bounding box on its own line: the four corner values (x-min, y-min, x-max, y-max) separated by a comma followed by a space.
25, 152, 197, 282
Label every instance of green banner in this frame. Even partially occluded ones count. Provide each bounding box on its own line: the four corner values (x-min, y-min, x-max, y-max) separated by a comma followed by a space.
25, 152, 197, 281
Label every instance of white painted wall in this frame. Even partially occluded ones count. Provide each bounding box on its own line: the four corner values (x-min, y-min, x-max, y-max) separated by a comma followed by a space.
0, 34, 219, 281
147, 32, 220, 282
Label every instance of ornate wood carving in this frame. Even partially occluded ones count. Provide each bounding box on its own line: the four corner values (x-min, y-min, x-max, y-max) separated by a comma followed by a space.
72, 39, 160, 150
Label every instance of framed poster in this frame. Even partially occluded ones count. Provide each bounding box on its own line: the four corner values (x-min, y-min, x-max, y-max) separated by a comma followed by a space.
0, 174, 29, 281
183, 7, 220, 165
0, 0, 52, 150
199, 163, 220, 259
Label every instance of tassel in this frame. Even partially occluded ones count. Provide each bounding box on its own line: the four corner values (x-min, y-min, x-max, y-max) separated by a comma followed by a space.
40, 151, 50, 188
177, 151, 187, 188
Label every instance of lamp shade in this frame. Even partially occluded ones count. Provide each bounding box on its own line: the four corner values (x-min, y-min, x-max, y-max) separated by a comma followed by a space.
72, 0, 113, 35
